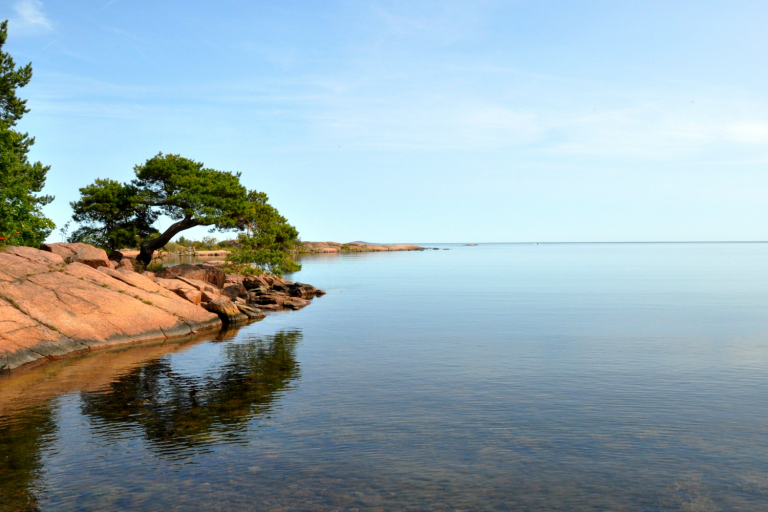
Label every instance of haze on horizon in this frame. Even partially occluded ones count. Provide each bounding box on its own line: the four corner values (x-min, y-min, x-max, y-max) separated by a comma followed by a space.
2, 0, 767, 243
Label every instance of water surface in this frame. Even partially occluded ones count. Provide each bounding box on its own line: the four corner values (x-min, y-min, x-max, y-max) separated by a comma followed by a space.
2, 243, 768, 511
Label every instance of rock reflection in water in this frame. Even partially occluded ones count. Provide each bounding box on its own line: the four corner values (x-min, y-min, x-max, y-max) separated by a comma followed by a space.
0, 403, 57, 512
80, 330, 300, 458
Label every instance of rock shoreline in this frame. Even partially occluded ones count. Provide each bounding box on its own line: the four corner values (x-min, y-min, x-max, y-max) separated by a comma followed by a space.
299, 241, 424, 253
0, 243, 325, 372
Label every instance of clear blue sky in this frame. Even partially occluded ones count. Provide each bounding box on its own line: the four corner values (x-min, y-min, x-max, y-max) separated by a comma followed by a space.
3, 0, 768, 242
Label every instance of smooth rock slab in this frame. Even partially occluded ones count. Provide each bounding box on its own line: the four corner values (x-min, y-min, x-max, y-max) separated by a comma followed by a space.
0, 246, 222, 371
41, 242, 110, 269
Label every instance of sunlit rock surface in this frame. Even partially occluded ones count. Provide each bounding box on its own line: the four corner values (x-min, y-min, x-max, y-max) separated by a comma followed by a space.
0, 246, 221, 371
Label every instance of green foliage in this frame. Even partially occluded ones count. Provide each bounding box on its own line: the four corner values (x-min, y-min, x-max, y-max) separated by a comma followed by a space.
226, 190, 301, 277
198, 236, 218, 250
176, 236, 194, 248
133, 153, 248, 230
0, 20, 54, 247
71, 153, 248, 263
69, 178, 158, 253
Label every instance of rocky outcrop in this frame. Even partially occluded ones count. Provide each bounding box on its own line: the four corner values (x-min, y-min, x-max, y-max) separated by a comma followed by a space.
0, 245, 325, 372
299, 241, 424, 253
40, 242, 111, 269
0, 246, 222, 372
152, 262, 325, 312
155, 263, 225, 288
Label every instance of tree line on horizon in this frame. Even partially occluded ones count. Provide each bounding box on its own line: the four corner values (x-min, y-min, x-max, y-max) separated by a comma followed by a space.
0, 20, 300, 276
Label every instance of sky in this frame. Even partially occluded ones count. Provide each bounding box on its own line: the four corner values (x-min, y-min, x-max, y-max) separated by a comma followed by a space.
2, 0, 768, 243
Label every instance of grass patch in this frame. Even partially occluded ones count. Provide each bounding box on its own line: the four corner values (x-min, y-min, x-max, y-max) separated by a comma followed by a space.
0, 294, 21, 310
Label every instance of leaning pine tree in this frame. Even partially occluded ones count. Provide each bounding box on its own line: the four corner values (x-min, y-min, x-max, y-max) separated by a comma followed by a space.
0, 20, 55, 247
70, 153, 249, 265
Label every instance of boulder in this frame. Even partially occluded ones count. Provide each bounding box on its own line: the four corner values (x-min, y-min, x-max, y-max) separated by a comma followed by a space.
288, 282, 322, 299
237, 304, 265, 320
176, 276, 217, 293
222, 283, 247, 299
252, 303, 282, 311
4, 245, 64, 266
153, 278, 202, 304
248, 292, 287, 307
176, 288, 202, 305
202, 299, 248, 324
155, 263, 225, 288
283, 298, 310, 310
261, 275, 279, 287
243, 275, 268, 290
142, 271, 155, 280
272, 281, 289, 292
247, 286, 269, 296
201, 289, 223, 303
116, 258, 134, 271
224, 273, 245, 286
40, 242, 110, 269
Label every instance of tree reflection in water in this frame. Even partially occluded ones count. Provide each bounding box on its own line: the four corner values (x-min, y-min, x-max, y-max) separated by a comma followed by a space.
80, 330, 301, 457
0, 403, 58, 512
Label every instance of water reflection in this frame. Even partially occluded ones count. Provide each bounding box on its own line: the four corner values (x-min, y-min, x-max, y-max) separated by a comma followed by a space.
80, 330, 301, 458
0, 403, 57, 512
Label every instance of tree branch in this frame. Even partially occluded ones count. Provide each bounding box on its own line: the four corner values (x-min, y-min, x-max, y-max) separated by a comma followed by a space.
136, 216, 201, 265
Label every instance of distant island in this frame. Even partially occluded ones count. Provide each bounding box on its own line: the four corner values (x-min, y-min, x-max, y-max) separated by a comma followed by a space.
298, 242, 425, 253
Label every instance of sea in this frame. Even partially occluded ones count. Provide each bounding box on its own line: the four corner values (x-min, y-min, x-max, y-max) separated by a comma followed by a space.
2, 242, 768, 511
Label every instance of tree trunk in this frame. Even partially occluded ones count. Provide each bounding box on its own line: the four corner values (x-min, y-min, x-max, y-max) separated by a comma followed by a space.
137, 216, 201, 266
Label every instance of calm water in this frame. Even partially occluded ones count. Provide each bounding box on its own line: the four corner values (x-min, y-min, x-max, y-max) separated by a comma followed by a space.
3, 243, 768, 511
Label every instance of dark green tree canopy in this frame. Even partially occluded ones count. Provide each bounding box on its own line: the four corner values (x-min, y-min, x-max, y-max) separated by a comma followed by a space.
70, 179, 158, 253
0, 21, 32, 126
71, 153, 249, 264
227, 189, 301, 277
133, 153, 248, 230
0, 20, 54, 247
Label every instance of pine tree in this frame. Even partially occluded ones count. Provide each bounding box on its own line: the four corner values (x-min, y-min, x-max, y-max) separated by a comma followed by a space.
0, 20, 55, 247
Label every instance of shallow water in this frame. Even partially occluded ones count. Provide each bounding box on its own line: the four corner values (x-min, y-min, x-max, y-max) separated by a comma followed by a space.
2, 243, 768, 511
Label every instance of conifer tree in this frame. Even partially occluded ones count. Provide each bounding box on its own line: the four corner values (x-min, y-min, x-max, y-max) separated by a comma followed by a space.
0, 20, 55, 247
